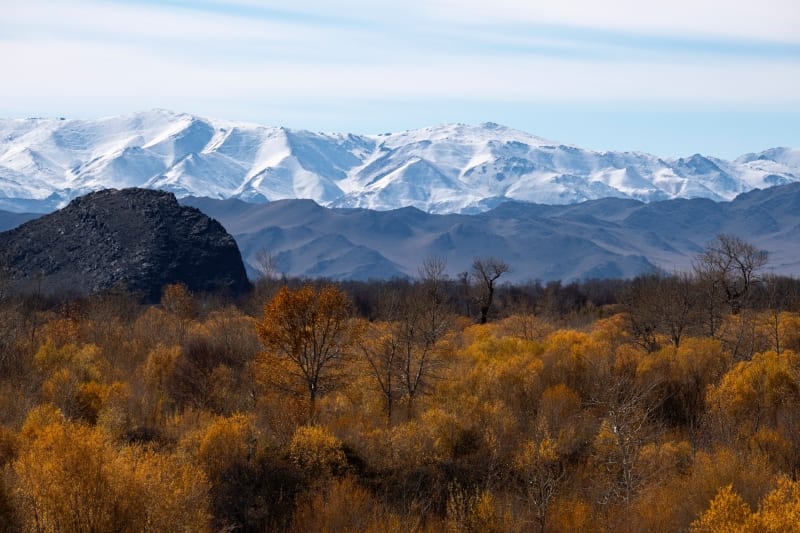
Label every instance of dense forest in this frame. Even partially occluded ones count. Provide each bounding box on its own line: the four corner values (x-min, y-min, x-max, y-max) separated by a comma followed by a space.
1, 234, 800, 532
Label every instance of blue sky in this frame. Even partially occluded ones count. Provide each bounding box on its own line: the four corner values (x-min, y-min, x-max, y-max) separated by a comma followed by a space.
1, 0, 799, 158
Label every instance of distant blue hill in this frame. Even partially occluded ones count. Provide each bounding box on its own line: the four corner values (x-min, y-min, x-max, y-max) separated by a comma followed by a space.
177, 182, 800, 282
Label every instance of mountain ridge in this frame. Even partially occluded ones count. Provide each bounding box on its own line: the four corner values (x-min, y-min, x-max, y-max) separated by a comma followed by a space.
180, 182, 800, 282
4, 183, 799, 283
1, 110, 798, 213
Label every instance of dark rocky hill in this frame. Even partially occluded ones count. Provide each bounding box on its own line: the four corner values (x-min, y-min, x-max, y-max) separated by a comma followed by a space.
0, 188, 250, 301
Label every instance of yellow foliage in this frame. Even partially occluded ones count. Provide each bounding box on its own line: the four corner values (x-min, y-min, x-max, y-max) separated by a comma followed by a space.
182, 413, 259, 481
516, 434, 559, 467
34, 341, 106, 380
160, 282, 196, 322
687, 474, 800, 533
543, 329, 592, 357
112, 446, 211, 532
751, 476, 800, 531
707, 350, 800, 439
496, 313, 554, 342
637, 439, 693, 480
189, 307, 259, 365
38, 317, 81, 347
139, 344, 181, 423
592, 314, 633, 348
445, 487, 505, 533
462, 325, 542, 362
11, 280, 800, 531
675, 337, 729, 378
256, 284, 360, 419
748, 428, 794, 472
19, 404, 65, 441
387, 407, 470, 467
466, 349, 544, 425
460, 323, 495, 347
689, 448, 775, 519
548, 496, 593, 532
421, 407, 466, 462
779, 312, 800, 353
592, 419, 619, 458
292, 477, 408, 533
13, 421, 112, 533
539, 384, 581, 433
289, 425, 347, 477
690, 484, 753, 532
95, 381, 132, 439
143, 344, 181, 387
633, 337, 730, 427
40, 367, 80, 412
132, 306, 184, 352
542, 328, 615, 396
12, 419, 211, 532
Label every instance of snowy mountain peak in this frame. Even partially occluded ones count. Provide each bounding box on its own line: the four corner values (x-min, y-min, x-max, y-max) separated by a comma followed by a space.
0, 110, 798, 213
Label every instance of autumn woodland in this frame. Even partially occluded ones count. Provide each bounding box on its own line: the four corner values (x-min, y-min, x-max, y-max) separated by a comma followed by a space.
1, 235, 800, 532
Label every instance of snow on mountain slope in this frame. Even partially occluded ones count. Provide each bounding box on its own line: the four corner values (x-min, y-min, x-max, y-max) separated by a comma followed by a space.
1, 110, 798, 213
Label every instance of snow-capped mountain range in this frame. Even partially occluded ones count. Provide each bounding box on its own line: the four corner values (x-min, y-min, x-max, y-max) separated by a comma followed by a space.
1, 109, 798, 213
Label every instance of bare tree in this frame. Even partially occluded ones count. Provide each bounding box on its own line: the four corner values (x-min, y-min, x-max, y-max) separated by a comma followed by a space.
694, 234, 767, 316
360, 288, 404, 424
760, 274, 800, 354
471, 257, 510, 324
622, 272, 698, 351
253, 248, 280, 280
417, 256, 450, 348
361, 257, 452, 420
398, 258, 452, 417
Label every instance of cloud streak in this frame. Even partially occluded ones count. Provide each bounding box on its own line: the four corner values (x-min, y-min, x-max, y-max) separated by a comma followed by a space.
423, 0, 800, 43
1, 0, 798, 157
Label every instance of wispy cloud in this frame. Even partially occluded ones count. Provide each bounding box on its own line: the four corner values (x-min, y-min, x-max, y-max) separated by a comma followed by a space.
422, 0, 800, 43
1, 0, 798, 156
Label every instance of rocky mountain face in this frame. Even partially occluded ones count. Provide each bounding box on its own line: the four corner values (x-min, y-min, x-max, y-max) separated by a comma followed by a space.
0, 188, 250, 301
180, 182, 800, 283
1, 110, 798, 214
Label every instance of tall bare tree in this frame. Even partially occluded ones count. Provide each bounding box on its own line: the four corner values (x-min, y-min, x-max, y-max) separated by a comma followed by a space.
471, 257, 510, 324
622, 272, 698, 351
360, 257, 452, 421
253, 248, 280, 280
694, 234, 767, 316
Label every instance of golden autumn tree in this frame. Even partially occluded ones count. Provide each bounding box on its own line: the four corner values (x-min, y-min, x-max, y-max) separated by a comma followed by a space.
12, 415, 211, 533
706, 350, 800, 444
256, 284, 361, 420
751, 476, 800, 531
690, 484, 752, 532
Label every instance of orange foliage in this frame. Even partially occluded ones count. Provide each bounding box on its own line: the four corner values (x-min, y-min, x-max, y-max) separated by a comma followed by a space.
707, 350, 800, 441
12, 418, 211, 532
4, 279, 800, 532
257, 284, 361, 420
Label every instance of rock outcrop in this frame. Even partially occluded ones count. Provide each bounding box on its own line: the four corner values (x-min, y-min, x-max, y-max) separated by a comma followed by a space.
0, 188, 250, 301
